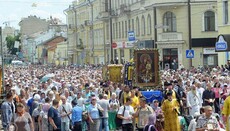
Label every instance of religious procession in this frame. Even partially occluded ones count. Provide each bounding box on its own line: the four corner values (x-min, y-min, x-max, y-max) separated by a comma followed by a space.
1, 49, 230, 131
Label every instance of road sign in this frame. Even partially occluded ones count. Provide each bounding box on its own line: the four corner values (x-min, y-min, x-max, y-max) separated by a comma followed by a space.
128, 31, 135, 41
112, 42, 117, 48
186, 49, 194, 58
215, 35, 228, 51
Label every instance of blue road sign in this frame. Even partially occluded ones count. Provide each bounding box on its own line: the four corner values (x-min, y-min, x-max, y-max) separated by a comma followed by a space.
216, 41, 227, 51
186, 49, 194, 58
215, 35, 228, 51
128, 31, 135, 41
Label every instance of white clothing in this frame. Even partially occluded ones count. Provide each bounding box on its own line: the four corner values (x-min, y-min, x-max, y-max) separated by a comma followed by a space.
118, 105, 134, 124
187, 90, 201, 116
97, 99, 110, 118
188, 119, 196, 131
77, 97, 85, 107
197, 87, 205, 104
58, 102, 72, 122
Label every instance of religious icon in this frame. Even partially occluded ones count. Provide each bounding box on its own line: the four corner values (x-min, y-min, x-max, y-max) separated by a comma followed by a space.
134, 50, 159, 87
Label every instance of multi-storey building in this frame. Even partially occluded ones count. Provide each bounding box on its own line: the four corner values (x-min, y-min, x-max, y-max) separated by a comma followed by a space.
19, 15, 50, 36
66, 0, 218, 68
65, 0, 107, 65
110, 0, 218, 68
217, 0, 230, 66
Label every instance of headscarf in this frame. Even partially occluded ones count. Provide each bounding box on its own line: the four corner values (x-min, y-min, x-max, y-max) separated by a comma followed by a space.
145, 114, 157, 131
147, 114, 156, 125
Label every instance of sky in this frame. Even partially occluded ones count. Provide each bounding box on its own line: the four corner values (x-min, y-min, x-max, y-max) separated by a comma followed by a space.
0, 0, 74, 29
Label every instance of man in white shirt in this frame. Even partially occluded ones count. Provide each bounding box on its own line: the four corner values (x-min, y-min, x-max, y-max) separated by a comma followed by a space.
117, 97, 134, 131
59, 95, 72, 131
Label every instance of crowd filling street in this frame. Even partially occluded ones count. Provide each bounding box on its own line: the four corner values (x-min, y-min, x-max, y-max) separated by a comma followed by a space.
1, 63, 230, 131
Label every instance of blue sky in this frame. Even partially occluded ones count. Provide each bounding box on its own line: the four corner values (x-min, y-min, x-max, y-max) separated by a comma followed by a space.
0, 0, 74, 29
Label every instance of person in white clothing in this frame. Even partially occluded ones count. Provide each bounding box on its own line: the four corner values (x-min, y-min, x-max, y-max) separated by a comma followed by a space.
187, 85, 202, 116
188, 112, 200, 131
59, 95, 72, 131
117, 97, 134, 131
196, 81, 205, 105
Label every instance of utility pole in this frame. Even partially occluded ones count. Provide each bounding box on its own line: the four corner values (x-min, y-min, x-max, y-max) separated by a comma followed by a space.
109, 0, 114, 64
0, 27, 4, 94
74, 7, 78, 65
188, 0, 192, 68
153, 6, 157, 49
90, 2, 95, 64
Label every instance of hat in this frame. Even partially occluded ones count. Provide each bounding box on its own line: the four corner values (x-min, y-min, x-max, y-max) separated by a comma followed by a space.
164, 82, 172, 86
224, 83, 228, 86
153, 99, 159, 103
166, 90, 173, 96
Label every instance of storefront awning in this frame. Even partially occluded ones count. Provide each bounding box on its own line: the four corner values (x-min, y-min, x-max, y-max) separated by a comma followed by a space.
215, 34, 230, 52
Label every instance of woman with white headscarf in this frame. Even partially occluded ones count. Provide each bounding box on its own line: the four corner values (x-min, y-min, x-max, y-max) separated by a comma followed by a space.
143, 114, 157, 131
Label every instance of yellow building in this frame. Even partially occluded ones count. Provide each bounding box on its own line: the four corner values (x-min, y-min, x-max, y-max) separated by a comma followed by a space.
217, 0, 230, 66
110, 0, 218, 68
65, 0, 106, 65
55, 41, 68, 65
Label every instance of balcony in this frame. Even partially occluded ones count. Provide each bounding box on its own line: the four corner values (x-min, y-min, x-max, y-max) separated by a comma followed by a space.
158, 32, 183, 41
98, 11, 109, 18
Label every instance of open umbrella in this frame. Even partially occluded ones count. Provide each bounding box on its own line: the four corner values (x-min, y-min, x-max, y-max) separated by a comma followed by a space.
40, 73, 55, 82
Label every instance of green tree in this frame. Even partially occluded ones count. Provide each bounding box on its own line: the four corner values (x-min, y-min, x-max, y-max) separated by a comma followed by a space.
5, 34, 21, 55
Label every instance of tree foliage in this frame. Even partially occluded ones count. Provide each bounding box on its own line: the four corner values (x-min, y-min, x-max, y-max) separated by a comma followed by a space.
5, 34, 21, 55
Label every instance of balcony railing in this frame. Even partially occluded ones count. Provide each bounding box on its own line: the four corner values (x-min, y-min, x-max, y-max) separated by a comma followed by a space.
158, 32, 183, 41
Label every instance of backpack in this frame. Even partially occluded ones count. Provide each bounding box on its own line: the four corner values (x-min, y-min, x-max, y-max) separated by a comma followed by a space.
115, 106, 125, 128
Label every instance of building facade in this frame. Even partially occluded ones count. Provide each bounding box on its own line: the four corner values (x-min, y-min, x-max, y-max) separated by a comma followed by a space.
110, 0, 218, 68
19, 15, 50, 36
65, 0, 107, 65
217, 0, 230, 66
65, 0, 218, 68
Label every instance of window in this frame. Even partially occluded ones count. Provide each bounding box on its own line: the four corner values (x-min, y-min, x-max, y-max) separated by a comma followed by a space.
141, 15, 145, 36
136, 17, 140, 36
147, 14, 151, 35
122, 21, 124, 38
116, 22, 118, 38
132, 19, 134, 31
163, 11, 177, 32
119, 22, 121, 38
204, 11, 215, 31
223, 1, 229, 24
113, 23, 115, 39
128, 19, 131, 31
105, 0, 109, 12
125, 21, 127, 38
106, 23, 109, 40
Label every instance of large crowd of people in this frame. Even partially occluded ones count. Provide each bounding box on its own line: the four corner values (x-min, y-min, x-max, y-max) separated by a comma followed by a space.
1, 64, 230, 131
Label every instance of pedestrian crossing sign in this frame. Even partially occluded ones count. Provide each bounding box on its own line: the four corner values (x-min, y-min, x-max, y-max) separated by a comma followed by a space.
186, 49, 194, 58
